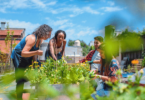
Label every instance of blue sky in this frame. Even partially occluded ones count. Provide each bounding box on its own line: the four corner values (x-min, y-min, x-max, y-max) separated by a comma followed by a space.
0, 0, 145, 45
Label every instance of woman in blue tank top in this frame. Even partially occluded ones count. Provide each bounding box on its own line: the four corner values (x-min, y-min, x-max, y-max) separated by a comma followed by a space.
11, 24, 52, 100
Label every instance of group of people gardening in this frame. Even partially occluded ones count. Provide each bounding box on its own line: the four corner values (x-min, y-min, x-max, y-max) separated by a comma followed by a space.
11, 24, 120, 100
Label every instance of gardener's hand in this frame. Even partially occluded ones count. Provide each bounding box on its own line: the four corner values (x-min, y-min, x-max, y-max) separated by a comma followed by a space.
37, 50, 43, 56
76, 61, 80, 63
87, 61, 93, 64
96, 75, 101, 79
63, 40, 66, 45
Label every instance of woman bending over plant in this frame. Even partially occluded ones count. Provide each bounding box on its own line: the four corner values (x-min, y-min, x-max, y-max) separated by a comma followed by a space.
45, 30, 66, 61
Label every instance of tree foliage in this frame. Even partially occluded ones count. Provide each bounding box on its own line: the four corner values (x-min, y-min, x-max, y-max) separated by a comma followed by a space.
116, 28, 143, 52
68, 40, 75, 46
0, 22, 17, 73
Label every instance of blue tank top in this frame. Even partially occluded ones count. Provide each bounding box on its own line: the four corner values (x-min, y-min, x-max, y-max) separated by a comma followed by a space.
11, 34, 39, 59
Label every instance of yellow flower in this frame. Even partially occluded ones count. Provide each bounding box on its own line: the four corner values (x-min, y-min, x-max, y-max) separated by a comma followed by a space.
40, 67, 43, 70
85, 60, 88, 63
36, 65, 39, 68
29, 65, 33, 67
41, 64, 43, 67
34, 61, 38, 64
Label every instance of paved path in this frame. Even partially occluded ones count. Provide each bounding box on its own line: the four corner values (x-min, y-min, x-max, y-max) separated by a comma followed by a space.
0, 81, 80, 100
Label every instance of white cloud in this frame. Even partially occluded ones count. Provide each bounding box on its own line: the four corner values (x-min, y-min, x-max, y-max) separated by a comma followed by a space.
0, 8, 6, 13
45, 17, 69, 26
108, 1, 115, 6
65, 29, 75, 35
77, 27, 99, 37
0, 0, 30, 12
47, 6, 100, 17
31, 0, 46, 8
0, 0, 57, 13
68, 6, 100, 17
0, 0, 99, 17
46, 1, 57, 6
83, 7, 100, 14
1, 0, 29, 10
45, 17, 74, 31
45, 17, 101, 40
101, 7, 123, 12
0, 18, 40, 35
58, 23, 74, 29
65, 29, 75, 39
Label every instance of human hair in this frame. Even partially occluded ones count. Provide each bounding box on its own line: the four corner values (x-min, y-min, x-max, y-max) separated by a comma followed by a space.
94, 36, 103, 42
33, 24, 52, 38
54, 30, 66, 40
98, 43, 105, 51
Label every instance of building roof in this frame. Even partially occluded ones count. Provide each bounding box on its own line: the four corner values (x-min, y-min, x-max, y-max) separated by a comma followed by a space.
0, 40, 20, 54
0, 28, 25, 36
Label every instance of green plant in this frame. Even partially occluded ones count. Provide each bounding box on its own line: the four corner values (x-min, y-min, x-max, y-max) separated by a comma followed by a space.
25, 57, 90, 85
142, 57, 145, 67
0, 22, 17, 73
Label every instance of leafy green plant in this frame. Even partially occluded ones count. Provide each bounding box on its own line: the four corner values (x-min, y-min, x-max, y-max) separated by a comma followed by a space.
25, 57, 90, 85
142, 57, 145, 67
97, 69, 145, 100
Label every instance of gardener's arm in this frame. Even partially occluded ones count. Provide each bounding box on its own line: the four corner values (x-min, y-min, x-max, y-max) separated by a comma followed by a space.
92, 60, 101, 64
87, 59, 101, 64
100, 59, 103, 75
33, 55, 37, 61
61, 39, 66, 56
21, 35, 43, 57
49, 39, 57, 60
95, 75, 117, 83
79, 50, 94, 63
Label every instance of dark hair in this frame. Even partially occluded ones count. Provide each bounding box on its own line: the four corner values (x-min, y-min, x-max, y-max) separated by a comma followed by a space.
33, 24, 52, 38
98, 44, 106, 75
54, 30, 66, 40
98, 43, 105, 51
94, 36, 103, 42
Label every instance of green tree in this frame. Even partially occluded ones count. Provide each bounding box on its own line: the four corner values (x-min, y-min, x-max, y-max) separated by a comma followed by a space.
89, 45, 95, 51
79, 40, 89, 56
68, 40, 75, 46
0, 22, 17, 73
116, 28, 142, 52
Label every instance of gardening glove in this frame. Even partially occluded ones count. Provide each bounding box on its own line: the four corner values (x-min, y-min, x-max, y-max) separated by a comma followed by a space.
87, 61, 93, 64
